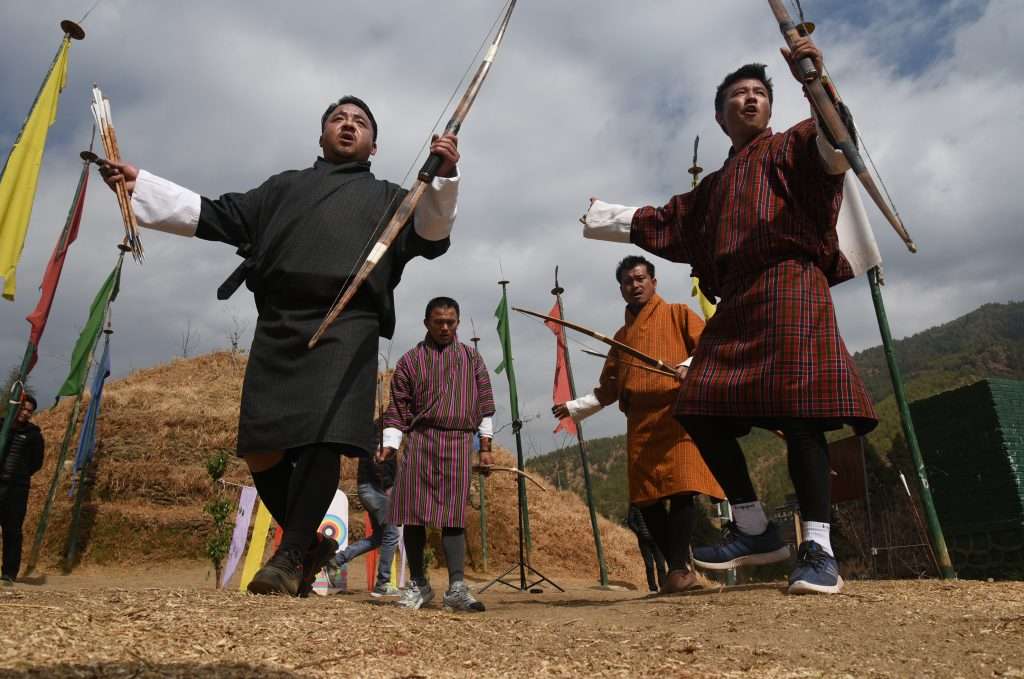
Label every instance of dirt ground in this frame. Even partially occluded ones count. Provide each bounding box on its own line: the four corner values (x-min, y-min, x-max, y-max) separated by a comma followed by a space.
1, 562, 1022, 678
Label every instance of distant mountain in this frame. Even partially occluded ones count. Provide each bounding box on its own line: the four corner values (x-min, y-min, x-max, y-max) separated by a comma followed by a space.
528, 300, 1024, 522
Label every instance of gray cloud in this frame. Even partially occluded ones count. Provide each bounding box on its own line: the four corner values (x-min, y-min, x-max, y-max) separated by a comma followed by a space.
1, 1, 1019, 454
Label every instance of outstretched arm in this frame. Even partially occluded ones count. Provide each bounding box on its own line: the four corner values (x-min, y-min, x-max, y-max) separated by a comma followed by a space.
98, 159, 260, 244
582, 189, 700, 264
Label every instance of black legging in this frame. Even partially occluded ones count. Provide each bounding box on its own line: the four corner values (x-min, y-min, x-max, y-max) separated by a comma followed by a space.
249, 443, 346, 556
404, 525, 466, 585
683, 417, 832, 525
638, 493, 696, 572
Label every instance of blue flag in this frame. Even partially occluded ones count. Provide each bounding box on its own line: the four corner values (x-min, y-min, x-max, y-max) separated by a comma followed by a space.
72, 335, 111, 476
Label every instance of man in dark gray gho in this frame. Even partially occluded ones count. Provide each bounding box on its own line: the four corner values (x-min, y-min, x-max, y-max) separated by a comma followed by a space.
0, 394, 44, 585
99, 96, 461, 596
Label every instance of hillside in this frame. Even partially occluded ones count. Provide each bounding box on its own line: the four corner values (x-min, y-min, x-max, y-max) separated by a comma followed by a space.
23, 352, 647, 587
529, 300, 1024, 520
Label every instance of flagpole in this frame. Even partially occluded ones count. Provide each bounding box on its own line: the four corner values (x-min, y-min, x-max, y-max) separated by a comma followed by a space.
23, 358, 93, 575
497, 280, 532, 555
867, 266, 955, 579
65, 327, 112, 571
0, 21, 84, 181
24, 247, 126, 574
482, 280, 562, 593
0, 151, 93, 465
470, 330, 489, 572
551, 268, 608, 587
687, 136, 736, 586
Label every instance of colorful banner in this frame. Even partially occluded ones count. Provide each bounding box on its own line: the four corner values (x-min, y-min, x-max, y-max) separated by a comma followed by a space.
545, 300, 577, 436
238, 500, 273, 592
312, 489, 349, 596
220, 485, 257, 588
71, 335, 111, 478
24, 161, 89, 371
58, 260, 122, 398
0, 38, 71, 301
391, 526, 407, 589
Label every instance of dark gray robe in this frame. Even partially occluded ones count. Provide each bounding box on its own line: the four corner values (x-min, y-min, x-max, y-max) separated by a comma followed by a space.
196, 158, 449, 456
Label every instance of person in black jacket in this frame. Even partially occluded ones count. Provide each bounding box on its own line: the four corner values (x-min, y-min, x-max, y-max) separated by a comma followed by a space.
0, 395, 44, 585
626, 503, 668, 593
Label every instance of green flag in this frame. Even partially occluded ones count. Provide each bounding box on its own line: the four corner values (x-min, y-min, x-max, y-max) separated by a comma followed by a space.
494, 291, 519, 417
58, 260, 122, 397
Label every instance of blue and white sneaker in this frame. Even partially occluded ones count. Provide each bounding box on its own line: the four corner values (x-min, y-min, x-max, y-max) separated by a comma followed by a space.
692, 521, 791, 570
788, 541, 844, 594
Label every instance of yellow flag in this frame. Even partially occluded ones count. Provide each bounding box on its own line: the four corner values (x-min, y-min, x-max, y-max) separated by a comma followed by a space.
0, 38, 71, 301
691, 276, 716, 320
238, 500, 273, 592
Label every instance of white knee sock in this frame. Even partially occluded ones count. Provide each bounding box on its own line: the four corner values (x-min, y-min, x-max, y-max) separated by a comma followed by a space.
801, 521, 833, 556
731, 501, 768, 536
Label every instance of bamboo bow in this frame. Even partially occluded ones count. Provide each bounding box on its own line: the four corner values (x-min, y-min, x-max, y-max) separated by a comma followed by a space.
309, 1, 518, 348
767, 0, 916, 253
473, 464, 548, 492
513, 307, 681, 380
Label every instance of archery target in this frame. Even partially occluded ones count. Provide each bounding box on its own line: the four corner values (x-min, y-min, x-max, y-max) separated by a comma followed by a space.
312, 490, 349, 596
319, 514, 347, 546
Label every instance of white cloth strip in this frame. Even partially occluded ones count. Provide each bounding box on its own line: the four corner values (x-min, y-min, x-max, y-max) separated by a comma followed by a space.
130, 170, 200, 237
478, 416, 493, 439
679, 356, 693, 369
565, 393, 603, 422
413, 171, 460, 241
836, 172, 883, 277
582, 200, 637, 243
382, 427, 403, 450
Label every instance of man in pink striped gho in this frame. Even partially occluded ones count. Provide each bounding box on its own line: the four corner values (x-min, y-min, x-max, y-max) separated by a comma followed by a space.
379, 296, 495, 612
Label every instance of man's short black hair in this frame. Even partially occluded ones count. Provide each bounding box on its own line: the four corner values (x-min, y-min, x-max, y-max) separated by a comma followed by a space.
714, 63, 774, 118
425, 296, 460, 319
321, 95, 378, 141
22, 394, 37, 411
615, 255, 655, 283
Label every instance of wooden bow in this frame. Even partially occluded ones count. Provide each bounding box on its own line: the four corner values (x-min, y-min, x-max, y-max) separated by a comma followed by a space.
513, 306, 681, 380
473, 464, 547, 492
309, 1, 518, 348
766, 0, 916, 253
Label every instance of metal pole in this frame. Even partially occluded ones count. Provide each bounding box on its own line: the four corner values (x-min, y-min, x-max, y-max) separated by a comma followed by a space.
470, 332, 489, 572
23, 366, 88, 574
498, 281, 532, 555
867, 266, 955, 578
65, 325, 112, 571
551, 268, 608, 586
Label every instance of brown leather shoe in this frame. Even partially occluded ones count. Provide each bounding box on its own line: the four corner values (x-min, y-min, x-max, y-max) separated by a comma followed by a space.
247, 548, 303, 596
660, 569, 702, 594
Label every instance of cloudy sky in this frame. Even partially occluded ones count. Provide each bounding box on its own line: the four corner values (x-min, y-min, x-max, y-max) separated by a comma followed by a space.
1, 0, 1018, 455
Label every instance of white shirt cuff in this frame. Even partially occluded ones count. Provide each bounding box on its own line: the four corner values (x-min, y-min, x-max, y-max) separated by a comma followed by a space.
678, 356, 693, 369
382, 427, 403, 450
582, 200, 637, 243
413, 170, 459, 241
813, 112, 850, 176
478, 416, 493, 438
131, 170, 201, 237
565, 393, 603, 422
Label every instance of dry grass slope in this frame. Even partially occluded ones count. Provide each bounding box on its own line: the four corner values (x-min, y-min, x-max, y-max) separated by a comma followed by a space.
27, 352, 646, 587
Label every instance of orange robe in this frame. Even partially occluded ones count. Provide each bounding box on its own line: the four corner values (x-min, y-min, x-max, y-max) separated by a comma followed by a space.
592, 294, 724, 505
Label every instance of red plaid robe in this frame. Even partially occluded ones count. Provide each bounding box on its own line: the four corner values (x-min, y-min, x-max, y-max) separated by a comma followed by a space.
631, 119, 877, 434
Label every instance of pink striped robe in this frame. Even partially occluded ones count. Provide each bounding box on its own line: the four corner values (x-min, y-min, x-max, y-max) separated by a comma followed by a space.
386, 337, 495, 528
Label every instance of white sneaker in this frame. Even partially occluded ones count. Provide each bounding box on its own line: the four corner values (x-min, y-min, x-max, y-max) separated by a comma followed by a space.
397, 581, 434, 609
443, 581, 485, 612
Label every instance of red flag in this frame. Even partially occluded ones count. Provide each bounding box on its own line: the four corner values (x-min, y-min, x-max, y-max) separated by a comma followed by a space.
24, 164, 88, 371
545, 301, 578, 436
